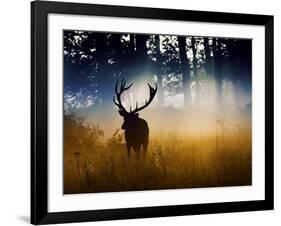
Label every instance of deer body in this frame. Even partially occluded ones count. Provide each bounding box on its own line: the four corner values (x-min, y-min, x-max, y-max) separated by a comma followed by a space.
123, 117, 149, 153
113, 79, 157, 157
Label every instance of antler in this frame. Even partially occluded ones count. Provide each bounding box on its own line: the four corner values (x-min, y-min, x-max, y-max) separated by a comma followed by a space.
113, 79, 133, 116
131, 83, 157, 114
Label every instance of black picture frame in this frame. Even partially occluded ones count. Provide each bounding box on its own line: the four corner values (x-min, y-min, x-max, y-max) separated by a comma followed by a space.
31, 0, 274, 224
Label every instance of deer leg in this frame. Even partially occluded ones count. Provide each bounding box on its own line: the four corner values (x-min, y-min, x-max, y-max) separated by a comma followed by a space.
143, 140, 148, 152
133, 145, 141, 160
141, 144, 146, 162
126, 143, 131, 158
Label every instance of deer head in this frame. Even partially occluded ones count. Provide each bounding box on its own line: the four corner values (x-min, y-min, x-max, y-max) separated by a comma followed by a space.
113, 79, 157, 128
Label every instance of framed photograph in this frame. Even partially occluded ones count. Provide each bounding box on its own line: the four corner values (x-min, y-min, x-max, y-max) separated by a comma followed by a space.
31, 1, 274, 224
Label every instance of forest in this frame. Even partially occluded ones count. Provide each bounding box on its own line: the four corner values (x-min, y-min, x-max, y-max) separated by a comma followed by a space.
63, 31, 251, 113
63, 30, 252, 194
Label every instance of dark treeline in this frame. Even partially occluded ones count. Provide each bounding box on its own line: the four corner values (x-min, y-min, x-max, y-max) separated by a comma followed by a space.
63, 31, 252, 113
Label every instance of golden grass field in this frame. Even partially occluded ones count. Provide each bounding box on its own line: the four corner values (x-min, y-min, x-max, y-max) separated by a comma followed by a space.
63, 113, 252, 194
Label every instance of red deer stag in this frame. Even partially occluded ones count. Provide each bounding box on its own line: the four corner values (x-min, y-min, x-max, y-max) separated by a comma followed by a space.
113, 79, 157, 157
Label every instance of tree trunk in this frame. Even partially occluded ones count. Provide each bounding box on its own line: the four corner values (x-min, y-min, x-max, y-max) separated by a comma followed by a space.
95, 33, 112, 108
129, 34, 135, 54
111, 33, 123, 76
204, 37, 212, 76
155, 35, 164, 107
135, 34, 148, 61
135, 34, 149, 75
191, 37, 199, 107
128, 34, 149, 79
178, 36, 191, 109
213, 38, 223, 106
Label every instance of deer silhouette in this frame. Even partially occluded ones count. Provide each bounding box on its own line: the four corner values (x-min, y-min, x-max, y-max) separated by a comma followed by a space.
113, 79, 157, 157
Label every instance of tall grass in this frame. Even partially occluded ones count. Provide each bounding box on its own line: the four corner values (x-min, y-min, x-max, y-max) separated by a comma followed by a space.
64, 114, 251, 194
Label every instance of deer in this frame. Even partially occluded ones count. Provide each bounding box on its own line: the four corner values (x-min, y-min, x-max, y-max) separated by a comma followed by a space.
113, 79, 157, 158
